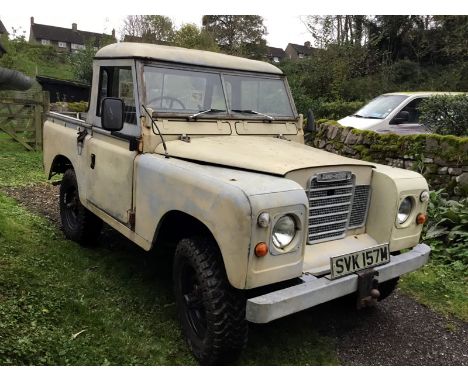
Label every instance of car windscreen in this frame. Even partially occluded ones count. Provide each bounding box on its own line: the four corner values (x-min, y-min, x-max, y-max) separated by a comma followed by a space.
354, 95, 409, 119
144, 66, 227, 114
223, 74, 294, 118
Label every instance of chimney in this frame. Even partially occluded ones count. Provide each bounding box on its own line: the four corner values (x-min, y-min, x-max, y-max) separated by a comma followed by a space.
72, 23, 77, 31
111, 28, 115, 38
30, 17, 34, 25
304, 41, 311, 48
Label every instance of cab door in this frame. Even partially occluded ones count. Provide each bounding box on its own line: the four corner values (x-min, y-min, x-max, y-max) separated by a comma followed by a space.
85, 64, 140, 224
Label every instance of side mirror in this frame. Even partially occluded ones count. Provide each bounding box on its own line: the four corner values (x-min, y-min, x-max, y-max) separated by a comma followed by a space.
393, 110, 410, 124
101, 97, 124, 131
304, 109, 316, 133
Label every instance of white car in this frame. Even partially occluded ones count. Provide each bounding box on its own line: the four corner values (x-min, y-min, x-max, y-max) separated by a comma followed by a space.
338, 92, 461, 135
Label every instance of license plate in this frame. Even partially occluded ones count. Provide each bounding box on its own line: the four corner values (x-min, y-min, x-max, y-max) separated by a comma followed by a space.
330, 244, 390, 279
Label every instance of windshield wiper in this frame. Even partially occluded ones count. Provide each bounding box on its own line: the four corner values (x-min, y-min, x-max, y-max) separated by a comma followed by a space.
352, 114, 383, 120
231, 109, 275, 120
188, 108, 226, 120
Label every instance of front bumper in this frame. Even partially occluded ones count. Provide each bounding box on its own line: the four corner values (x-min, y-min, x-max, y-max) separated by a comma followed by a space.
246, 243, 430, 323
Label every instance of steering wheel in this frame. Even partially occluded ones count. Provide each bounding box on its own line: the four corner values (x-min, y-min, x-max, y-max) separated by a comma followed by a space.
148, 96, 186, 110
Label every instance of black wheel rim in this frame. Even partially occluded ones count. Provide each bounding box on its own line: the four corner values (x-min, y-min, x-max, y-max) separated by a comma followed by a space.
62, 185, 79, 229
180, 262, 207, 340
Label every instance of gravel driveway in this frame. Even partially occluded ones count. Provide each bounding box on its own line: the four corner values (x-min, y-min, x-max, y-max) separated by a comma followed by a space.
2, 182, 467, 366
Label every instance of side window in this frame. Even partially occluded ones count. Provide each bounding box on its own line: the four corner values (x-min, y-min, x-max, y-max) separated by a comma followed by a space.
96, 66, 137, 126
401, 98, 423, 124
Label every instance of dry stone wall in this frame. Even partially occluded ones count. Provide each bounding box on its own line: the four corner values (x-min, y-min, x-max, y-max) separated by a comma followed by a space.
307, 121, 468, 199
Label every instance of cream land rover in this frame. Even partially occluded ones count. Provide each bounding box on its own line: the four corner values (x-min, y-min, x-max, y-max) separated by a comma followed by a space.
43, 43, 431, 365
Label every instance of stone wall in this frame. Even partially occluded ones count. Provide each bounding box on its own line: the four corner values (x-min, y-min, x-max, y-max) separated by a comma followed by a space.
307, 121, 468, 199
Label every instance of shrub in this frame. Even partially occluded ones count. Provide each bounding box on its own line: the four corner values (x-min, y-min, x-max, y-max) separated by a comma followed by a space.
423, 190, 468, 272
418, 94, 468, 136
313, 100, 365, 120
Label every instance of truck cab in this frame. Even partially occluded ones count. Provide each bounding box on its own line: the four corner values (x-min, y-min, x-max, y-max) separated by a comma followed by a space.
43, 43, 431, 365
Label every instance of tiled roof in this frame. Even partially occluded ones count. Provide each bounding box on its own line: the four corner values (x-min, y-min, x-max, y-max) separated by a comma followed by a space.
288, 43, 315, 55
31, 23, 113, 46
266, 46, 285, 58
0, 19, 8, 35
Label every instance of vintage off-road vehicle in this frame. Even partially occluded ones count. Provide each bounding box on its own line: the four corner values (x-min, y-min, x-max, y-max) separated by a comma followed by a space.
43, 43, 431, 364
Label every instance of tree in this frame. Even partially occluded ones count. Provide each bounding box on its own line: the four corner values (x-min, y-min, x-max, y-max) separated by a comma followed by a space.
202, 15, 267, 58
174, 24, 219, 51
304, 16, 371, 47
70, 36, 114, 84
121, 15, 175, 43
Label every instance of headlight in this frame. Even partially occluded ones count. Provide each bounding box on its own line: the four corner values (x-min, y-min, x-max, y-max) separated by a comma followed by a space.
397, 197, 413, 224
272, 215, 296, 249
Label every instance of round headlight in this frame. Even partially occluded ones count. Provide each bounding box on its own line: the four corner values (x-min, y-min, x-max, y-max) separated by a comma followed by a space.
397, 197, 413, 224
420, 190, 430, 203
272, 215, 296, 249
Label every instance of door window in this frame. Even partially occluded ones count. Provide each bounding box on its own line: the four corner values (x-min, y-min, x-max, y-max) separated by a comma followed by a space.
97, 66, 137, 126
401, 98, 423, 124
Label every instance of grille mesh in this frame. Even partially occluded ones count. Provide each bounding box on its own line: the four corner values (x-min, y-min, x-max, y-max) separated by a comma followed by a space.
307, 173, 371, 244
349, 185, 371, 228
308, 176, 354, 243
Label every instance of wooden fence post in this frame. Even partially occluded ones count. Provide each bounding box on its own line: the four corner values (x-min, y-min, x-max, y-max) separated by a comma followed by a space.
33, 92, 43, 150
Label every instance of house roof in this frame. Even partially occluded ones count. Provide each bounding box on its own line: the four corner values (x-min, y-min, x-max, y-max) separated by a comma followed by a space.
287, 43, 315, 55
266, 46, 285, 59
96, 43, 283, 75
0, 41, 6, 55
0, 19, 8, 35
31, 23, 113, 46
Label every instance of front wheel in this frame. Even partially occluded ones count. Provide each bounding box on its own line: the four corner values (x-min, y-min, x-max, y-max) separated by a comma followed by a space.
59, 169, 102, 246
173, 237, 248, 365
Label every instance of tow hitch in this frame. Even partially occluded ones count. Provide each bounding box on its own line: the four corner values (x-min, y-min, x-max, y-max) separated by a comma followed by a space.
356, 269, 380, 309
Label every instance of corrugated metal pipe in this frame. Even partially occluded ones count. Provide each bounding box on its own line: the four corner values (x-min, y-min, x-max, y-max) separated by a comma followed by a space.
0, 67, 33, 90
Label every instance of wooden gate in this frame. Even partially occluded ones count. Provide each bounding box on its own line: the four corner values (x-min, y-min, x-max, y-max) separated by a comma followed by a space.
0, 91, 49, 151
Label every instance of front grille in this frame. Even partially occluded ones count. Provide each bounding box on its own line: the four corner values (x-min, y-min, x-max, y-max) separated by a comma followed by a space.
308, 175, 354, 243
349, 185, 371, 228
307, 173, 371, 244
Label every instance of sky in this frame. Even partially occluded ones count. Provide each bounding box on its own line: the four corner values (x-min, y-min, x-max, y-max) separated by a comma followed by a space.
1, 0, 467, 50
0, 14, 312, 49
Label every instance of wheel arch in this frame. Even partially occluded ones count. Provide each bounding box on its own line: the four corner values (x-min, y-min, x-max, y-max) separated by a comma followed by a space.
48, 154, 74, 179
153, 210, 227, 273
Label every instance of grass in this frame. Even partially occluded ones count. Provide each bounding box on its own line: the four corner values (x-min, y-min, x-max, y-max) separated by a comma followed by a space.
400, 263, 468, 322
0, 135, 338, 365
0, 134, 45, 187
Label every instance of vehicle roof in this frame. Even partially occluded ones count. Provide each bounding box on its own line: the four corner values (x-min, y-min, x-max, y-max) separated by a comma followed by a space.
95, 43, 283, 75
384, 91, 464, 96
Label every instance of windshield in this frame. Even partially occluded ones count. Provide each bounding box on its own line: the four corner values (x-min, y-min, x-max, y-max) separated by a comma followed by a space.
143, 66, 295, 118
223, 74, 294, 118
144, 66, 227, 114
354, 95, 408, 119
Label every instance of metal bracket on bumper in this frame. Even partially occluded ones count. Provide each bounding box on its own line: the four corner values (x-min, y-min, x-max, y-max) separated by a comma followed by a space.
246, 243, 431, 324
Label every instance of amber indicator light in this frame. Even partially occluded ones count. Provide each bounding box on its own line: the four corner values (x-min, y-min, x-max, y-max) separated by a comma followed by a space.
416, 213, 427, 225
255, 242, 269, 257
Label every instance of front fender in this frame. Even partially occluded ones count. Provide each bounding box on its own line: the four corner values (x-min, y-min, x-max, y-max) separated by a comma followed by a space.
134, 155, 253, 289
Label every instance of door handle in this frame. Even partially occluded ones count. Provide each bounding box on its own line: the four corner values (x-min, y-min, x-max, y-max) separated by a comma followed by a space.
90, 154, 96, 169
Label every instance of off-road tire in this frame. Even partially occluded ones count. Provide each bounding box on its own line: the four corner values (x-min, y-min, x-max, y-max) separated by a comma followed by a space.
378, 277, 399, 301
173, 237, 248, 365
59, 169, 102, 246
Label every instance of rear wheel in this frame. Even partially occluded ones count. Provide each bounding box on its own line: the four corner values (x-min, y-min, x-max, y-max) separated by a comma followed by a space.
59, 169, 102, 245
173, 237, 248, 365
